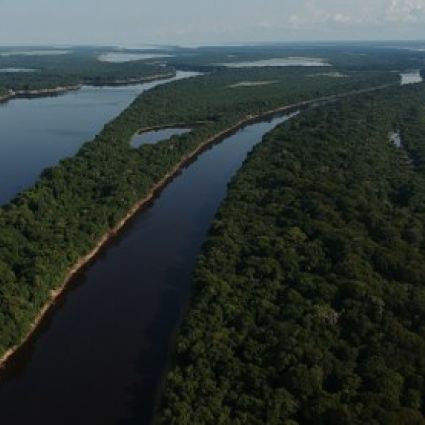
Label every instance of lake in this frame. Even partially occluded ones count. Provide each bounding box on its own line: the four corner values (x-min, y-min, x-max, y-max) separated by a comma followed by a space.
217, 57, 331, 67
131, 127, 192, 148
400, 70, 423, 85
0, 71, 198, 205
0, 68, 39, 73
98, 53, 174, 63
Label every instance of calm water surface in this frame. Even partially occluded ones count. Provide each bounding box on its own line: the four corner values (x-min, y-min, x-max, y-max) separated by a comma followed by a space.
0, 112, 297, 425
218, 57, 331, 67
131, 128, 192, 148
98, 53, 173, 63
0, 71, 197, 205
400, 70, 423, 85
0, 68, 39, 73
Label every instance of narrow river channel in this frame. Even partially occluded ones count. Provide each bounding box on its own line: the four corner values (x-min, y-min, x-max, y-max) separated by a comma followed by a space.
0, 112, 297, 424
0, 71, 197, 205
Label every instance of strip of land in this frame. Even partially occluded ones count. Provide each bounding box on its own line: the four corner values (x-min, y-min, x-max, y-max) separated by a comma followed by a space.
158, 83, 425, 425
0, 68, 399, 368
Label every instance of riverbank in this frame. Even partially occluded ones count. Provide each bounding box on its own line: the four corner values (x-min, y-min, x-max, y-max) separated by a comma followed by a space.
1, 85, 83, 102
0, 90, 15, 103
134, 83, 395, 138
87, 72, 175, 87
0, 72, 177, 103
0, 80, 398, 370
136, 121, 214, 134
13, 84, 83, 98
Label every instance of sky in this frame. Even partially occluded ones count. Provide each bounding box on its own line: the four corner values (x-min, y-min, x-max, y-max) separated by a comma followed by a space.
1, 0, 425, 46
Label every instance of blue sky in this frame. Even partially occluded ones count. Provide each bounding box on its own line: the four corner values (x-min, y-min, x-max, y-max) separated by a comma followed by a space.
1, 0, 425, 45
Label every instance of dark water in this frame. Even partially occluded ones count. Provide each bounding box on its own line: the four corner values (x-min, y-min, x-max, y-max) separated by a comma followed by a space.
0, 71, 198, 205
0, 112, 297, 425
132, 128, 192, 148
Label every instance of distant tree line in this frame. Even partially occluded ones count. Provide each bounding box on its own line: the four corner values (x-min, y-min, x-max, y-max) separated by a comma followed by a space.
0, 50, 175, 91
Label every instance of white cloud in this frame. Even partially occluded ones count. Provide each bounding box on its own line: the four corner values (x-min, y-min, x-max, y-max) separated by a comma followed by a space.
256, 20, 275, 29
385, 0, 425, 22
332, 13, 351, 24
285, 0, 425, 32
287, 9, 353, 28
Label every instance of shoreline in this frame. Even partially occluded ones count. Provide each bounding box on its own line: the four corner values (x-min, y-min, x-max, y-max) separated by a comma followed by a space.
0, 72, 177, 103
87, 72, 175, 87
136, 121, 214, 134
0, 90, 15, 103
13, 84, 83, 98
0, 81, 396, 370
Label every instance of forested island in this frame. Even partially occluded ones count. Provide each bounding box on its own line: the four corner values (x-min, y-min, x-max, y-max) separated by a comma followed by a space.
0, 47, 175, 95
0, 67, 398, 363
158, 82, 425, 424
1, 43, 424, 96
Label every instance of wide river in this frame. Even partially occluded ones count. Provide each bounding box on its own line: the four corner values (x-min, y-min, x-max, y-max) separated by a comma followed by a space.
0, 71, 197, 205
0, 107, 296, 423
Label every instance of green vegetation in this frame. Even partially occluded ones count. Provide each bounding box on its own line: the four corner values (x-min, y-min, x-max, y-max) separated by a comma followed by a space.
1, 43, 424, 93
0, 48, 174, 90
158, 83, 425, 424
168, 43, 425, 72
0, 68, 397, 358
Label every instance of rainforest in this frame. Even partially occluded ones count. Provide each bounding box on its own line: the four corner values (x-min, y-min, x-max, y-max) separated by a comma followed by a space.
159, 83, 425, 425
0, 41, 425, 425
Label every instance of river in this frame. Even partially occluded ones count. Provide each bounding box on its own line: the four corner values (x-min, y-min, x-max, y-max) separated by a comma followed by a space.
0, 71, 197, 205
0, 112, 297, 424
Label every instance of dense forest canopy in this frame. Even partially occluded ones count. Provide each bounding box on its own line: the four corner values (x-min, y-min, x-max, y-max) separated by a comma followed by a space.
0, 66, 398, 360
158, 82, 425, 424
